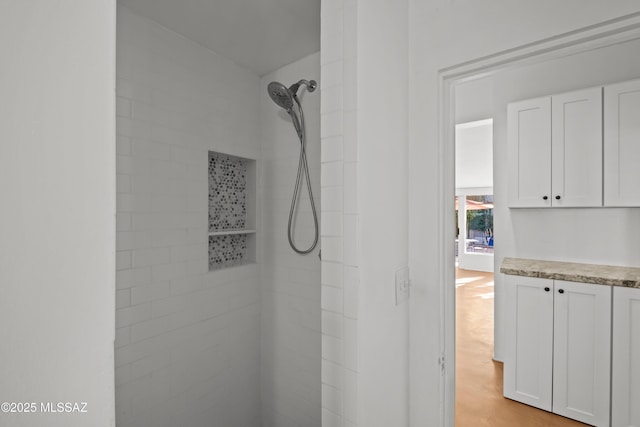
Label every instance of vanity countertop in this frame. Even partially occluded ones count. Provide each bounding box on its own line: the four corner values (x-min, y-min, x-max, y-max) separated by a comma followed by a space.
500, 257, 640, 288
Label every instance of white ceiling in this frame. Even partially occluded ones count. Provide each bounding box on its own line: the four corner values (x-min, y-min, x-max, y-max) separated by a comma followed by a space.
118, 0, 320, 76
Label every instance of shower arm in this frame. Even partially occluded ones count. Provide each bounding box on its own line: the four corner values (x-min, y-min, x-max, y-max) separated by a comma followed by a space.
289, 79, 317, 96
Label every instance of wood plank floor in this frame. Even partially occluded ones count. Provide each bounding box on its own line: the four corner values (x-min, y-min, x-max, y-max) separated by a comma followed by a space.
455, 268, 587, 427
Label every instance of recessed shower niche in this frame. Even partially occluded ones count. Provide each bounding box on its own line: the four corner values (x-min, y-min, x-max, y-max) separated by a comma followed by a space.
208, 151, 256, 270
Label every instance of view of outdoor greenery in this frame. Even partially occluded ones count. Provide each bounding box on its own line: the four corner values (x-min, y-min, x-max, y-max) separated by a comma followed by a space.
467, 195, 493, 236
456, 195, 494, 254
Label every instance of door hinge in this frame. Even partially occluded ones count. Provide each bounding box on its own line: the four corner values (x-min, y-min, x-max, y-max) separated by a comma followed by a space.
439, 355, 445, 376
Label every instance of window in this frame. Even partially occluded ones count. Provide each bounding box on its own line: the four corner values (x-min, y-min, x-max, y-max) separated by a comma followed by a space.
464, 195, 493, 254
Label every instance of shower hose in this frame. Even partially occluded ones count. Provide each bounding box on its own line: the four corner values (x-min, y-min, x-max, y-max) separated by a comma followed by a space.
288, 96, 319, 255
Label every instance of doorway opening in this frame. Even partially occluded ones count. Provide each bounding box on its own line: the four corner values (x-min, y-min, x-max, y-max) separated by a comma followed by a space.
439, 14, 640, 427
453, 115, 499, 425
452, 110, 584, 427
455, 118, 494, 271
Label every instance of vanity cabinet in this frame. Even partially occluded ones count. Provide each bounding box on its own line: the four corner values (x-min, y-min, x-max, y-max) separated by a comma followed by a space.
604, 79, 640, 207
611, 286, 640, 427
507, 87, 603, 208
504, 275, 612, 426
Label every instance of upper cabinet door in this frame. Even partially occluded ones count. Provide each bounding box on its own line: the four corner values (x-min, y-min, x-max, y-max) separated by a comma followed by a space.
551, 87, 603, 207
604, 79, 640, 207
552, 280, 611, 427
508, 97, 552, 207
611, 286, 640, 427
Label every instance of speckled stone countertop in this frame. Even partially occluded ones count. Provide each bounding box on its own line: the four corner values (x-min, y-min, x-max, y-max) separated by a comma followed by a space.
500, 257, 640, 288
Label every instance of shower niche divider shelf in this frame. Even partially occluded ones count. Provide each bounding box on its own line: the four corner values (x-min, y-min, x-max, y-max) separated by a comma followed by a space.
208, 151, 256, 271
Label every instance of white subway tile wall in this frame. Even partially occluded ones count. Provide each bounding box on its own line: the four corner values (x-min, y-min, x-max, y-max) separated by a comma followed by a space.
117, 5, 325, 427
260, 53, 322, 427
116, 7, 261, 427
321, 0, 360, 426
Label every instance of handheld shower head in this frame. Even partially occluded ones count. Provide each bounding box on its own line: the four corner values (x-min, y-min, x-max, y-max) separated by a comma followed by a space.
267, 81, 295, 111
266, 78, 320, 255
268, 78, 317, 141
267, 79, 318, 112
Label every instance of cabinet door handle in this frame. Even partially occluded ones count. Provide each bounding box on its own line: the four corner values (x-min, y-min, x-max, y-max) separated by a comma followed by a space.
555, 195, 561, 200
544, 287, 550, 292
543, 196, 549, 200
558, 289, 565, 294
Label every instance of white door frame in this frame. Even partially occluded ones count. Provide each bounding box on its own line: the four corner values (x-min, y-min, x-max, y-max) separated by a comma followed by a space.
438, 13, 640, 427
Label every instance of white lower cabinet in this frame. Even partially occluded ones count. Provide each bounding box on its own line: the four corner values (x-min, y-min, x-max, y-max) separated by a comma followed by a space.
504, 276, 554, 410
504, 275, 612, 426
612, 286, 640, 427
552, 280, 612, 426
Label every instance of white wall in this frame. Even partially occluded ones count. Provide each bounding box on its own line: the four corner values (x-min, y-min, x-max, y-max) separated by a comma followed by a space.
455, 77, 494, 125
0, 1, 115, 426
357, 1, 410, 426
320, 1, 410, 426
259, 53, 322, 427
115, 7, 261, 427
455, 121, 493, 190
408, 2, 640, 426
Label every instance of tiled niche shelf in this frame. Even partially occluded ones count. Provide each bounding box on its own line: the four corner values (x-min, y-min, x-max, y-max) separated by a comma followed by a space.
208, 151, 256, 271
208, 229, 256, 237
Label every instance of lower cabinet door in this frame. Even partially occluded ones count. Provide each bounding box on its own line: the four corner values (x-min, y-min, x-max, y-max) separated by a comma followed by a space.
504, 275, 554, 411
552, 280, 612, 427
612, 286, 640, 427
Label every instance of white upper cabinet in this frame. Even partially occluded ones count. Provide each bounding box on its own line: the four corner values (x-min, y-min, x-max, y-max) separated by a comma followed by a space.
509, 78, 640, 208
604, 79, 640, 207
551, 88, 603, 207
611, 286, 640, 427
508, 88, 603, 208
507, 97, 552, 207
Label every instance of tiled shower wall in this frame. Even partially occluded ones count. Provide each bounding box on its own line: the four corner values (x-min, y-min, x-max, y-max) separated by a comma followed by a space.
320, 1, 361, 426
259, 53, 322, 427
115, 7, 261, 427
